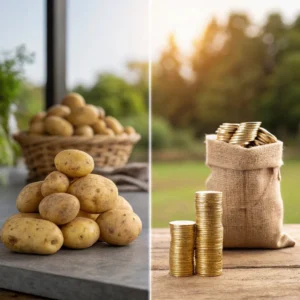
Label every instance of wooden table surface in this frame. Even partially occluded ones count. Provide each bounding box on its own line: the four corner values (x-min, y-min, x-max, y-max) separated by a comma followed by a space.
152, 225, 300, 300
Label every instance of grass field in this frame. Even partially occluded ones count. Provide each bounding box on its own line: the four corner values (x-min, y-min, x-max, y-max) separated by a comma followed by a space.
152, 160, 300, 227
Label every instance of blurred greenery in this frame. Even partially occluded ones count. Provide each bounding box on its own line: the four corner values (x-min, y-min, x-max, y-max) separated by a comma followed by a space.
152, 12, 300, 141
152, 160, 300, 227
0, 45, 34, 165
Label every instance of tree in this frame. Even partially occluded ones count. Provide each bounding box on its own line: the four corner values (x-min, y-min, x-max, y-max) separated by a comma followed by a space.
73, 73, 146, 118
152, 34, 189, 127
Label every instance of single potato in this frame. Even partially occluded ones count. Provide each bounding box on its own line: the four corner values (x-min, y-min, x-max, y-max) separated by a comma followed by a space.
47, 104, 71, 118
45, 116, 74, 136
96, 210, 142, 246
74, 125, 94, 137
67, 106, 98, 126
61, 93, 86, 110
61, 217, 100, 249
6, 213, 42, 221
29, 121, 45, 134
39, 193, 80, 225
16, 181, 44, 213
124, 126, 136, 135
41, 171, 70, 197
68, 174, 118, 213
91, 120, 107, 134
116, 196, 133, 211
105, 116, 124, 134
30, 112, 46, 125
54, 149, 94, 177
1, 218, 63, 255
77, 210, 99, 220
97, 107, 105, 119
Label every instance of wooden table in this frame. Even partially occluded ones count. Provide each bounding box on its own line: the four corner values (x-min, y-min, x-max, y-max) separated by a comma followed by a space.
152, 226, 300, 300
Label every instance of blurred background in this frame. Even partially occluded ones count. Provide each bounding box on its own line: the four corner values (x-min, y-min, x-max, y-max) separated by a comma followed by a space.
0, 0, 148, 171
152, 0, 300, 227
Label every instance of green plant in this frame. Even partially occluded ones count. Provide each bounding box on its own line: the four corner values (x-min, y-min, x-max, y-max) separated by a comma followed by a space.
0, 45, 34, 165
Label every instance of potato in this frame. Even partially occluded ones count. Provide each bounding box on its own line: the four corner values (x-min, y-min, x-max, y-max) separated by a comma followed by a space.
74, 125, 94, 137
0, 213, 42, 240
29, 121, 45, 134
105, 116, 124, 134
98, 107, 105, 119
1, 218, 63, 255
47, 104, 71, 118
45, 116, 74, 136
96, 210, 142, 246
68, 174, 118, 213
16, 181, 44, 213
61, 93, 85, 110
30, 112, 46, 125
61, 217, 100, 249
67, 106, 98, 126
91, 120, 107, 134
41, 171, 69, 197
116, 196, 133, 211
54, 149, 94, 177
124, 126, 136, 135
6, 213, 42, 221
39, 193, 80, 225
77, 210, 99, 221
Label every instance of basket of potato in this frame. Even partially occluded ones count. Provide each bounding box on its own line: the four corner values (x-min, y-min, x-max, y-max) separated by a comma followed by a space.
14, 93, 141, 181
0, 149, 142, 255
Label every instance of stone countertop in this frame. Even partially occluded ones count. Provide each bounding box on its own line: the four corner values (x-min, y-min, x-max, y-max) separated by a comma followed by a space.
0, 170, 149, 300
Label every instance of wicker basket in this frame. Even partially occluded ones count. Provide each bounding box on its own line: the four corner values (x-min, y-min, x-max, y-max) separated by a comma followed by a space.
14, 132, 141, 181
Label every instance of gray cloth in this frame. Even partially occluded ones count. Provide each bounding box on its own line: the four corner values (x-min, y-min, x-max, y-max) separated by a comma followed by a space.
93, 163, 148, 192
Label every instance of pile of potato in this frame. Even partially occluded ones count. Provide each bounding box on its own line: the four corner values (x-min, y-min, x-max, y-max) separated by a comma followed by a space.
28, 92, 136, 137
0, 149, 142, 255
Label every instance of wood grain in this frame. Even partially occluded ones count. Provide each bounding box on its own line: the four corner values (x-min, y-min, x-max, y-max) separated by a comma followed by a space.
152, 225, 300, 270
152, 269, 300, 300
152, 225, 300, 299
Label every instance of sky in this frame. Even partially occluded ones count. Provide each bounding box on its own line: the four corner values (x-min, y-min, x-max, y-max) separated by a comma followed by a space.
0, 0, 148, 88
0, 0, 300, 88
153, 0, 300, 59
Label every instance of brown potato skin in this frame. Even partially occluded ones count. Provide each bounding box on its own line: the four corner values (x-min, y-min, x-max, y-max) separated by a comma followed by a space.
105, 116, 124, 134
16, 181, 44, 213
77, 210, 99, 220
29, 121, 45, 134
47, 104, 71, 118
39, 193, 80, 225
97, 107, 105, 119
45, 116, 74, 136
54, 149, 94, 177
41, 171, 70, 197
124, 126, 136, 135
30, 112, 46, 125
74, 125, 94, 137
61, 217, 100, 249
61, 93, 85, 110
1, 218, 63, 255
91, 120, 107, 134
96, 209, 142, 246
68, 174, 118, 213
67, 106, 98, 126
116, 196, 133, 211
6, 213, 42, 221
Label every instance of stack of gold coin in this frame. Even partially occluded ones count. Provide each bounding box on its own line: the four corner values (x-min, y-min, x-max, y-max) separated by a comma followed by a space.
195, 191, 223, 277
229, 122, 261, 146
216, 123, 239, 142
169, 220, 195, 277
254, 127, 277, 146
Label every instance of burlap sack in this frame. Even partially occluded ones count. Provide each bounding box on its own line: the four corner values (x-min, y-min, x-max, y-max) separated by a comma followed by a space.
205, 135, 295, 249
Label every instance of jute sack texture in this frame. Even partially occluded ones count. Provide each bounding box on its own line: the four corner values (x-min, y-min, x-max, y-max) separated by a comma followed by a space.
205, 135, 295, 249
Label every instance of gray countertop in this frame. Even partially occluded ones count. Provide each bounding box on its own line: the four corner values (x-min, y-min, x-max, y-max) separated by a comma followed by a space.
0, 169, 149, 300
